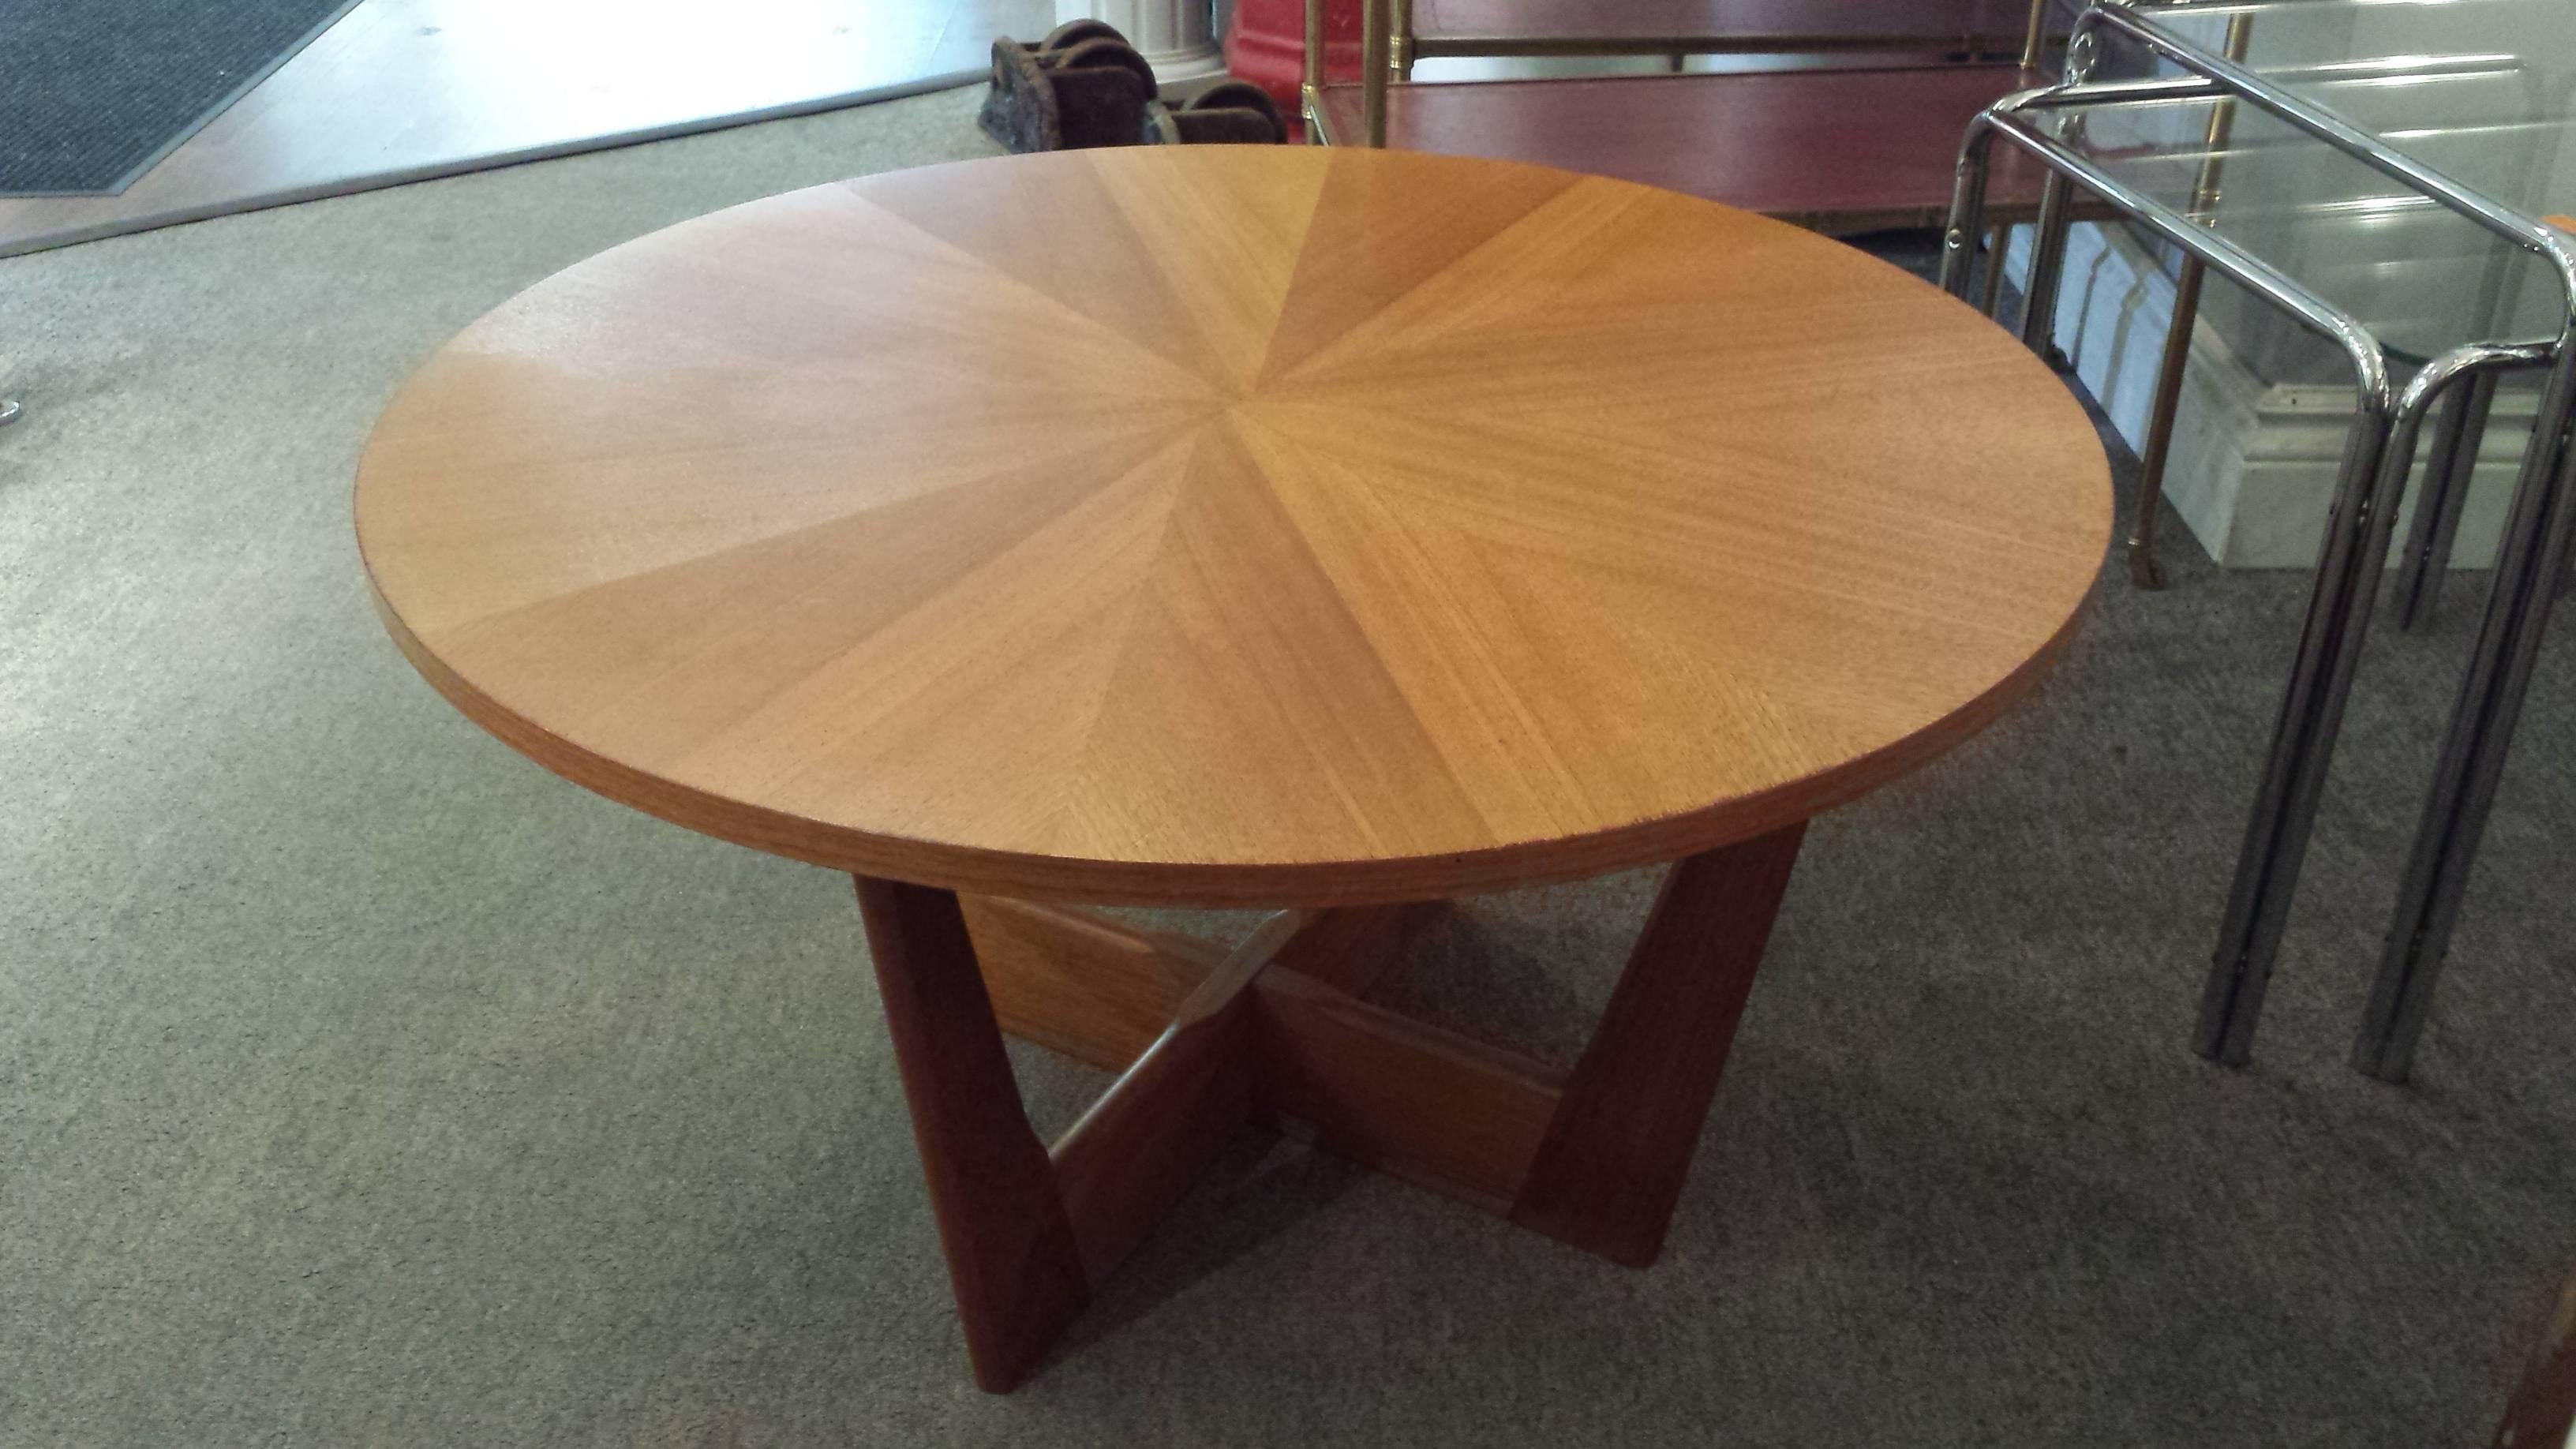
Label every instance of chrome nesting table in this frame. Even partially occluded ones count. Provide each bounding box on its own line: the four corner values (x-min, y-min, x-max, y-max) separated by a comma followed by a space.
1944, 0, 2576, 1080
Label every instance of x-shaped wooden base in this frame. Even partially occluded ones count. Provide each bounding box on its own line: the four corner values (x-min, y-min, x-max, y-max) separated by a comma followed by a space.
854, 821, 1807, 1391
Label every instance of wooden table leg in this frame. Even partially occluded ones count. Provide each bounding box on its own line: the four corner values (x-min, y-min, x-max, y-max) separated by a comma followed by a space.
1509, 821, 1809, 1266
2495, 1271, 2576, 1449
853, 877, 1089, 1393
1048, 911, 1307, 1286
857, 886, 1323, 1392
858, 826, 1807, 1388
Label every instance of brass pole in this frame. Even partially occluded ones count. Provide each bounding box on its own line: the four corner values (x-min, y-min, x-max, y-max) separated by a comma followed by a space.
1301, 0, 1326, 139
1980, 221, 2012, 316
2129, 11, 2254, 587
2191, 17, 2255, 222
1361, 0, 1391, 146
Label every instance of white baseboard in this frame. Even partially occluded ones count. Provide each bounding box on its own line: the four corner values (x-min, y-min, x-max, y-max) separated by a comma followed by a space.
2007, 224, 2526, 571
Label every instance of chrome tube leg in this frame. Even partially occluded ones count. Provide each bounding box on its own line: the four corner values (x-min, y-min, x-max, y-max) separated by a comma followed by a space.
1939, 124, 1997, 301
2194, 402, 2405, 1065
2353, 354, 2576, 1083
2129, 256, 2209, 590
0, 399, 17, 428
2019, 171, 2076, 358
2392, 370, 2500, 631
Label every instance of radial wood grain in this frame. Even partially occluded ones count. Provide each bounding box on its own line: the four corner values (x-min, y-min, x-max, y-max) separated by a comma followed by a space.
357, 146, 2110, 907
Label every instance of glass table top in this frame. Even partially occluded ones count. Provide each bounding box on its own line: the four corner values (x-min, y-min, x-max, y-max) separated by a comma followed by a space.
2036, 0, 2575, 371
2106, 0, 2576, 219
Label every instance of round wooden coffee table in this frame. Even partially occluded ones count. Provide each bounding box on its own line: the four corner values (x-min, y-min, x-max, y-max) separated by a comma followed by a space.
356, 145, 2108, 1391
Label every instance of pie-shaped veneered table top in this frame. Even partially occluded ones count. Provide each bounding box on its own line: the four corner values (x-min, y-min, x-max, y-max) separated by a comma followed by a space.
356, 146, 2109, 907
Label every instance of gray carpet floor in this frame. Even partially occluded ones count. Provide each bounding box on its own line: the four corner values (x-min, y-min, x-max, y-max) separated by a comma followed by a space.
5, 84, 2575, 1448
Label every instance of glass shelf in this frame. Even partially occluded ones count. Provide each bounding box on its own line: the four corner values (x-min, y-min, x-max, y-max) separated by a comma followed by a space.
2016, 82, 2565, 371
2012, 0, 2576, 381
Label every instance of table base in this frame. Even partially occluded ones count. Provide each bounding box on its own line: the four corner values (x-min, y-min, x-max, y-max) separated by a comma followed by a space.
853, 822, 1807, 1392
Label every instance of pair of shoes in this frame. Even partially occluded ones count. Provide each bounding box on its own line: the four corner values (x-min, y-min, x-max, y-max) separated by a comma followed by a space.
1148, 81, 1290, 146
979, 21, 1285, 152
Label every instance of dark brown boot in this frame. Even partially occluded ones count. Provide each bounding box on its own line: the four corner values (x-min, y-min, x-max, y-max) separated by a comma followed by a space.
978, 24, 1158, 152
1148, 79, 1289, 145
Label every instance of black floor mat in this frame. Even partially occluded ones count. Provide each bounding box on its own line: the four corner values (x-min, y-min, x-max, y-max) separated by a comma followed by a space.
1, 0, 365, 196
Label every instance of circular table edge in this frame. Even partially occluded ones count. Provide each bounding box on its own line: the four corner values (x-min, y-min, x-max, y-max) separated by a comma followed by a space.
354, 149, 2114, 909
364, 547, 2096, 908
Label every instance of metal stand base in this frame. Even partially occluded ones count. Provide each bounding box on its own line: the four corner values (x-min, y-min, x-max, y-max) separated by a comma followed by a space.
2353, 389, 2576, 1083
1944, 16, 2576, 1070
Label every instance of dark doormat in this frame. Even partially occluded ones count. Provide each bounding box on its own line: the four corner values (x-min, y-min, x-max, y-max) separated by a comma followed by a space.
1, 0, 367, 196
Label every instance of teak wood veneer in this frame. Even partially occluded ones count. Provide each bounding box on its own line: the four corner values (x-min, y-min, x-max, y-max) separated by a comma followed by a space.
355, 146, 2111, 1391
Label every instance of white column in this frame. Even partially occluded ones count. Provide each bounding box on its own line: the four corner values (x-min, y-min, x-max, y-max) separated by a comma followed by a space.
1058, 0, 1226, 84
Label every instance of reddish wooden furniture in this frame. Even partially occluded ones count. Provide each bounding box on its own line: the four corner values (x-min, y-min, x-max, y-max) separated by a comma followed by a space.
1304, 0, 2056, 235
1234, 0, 2034, 147
1404, 0, 2030, 61
1312, 64, 2050, 234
